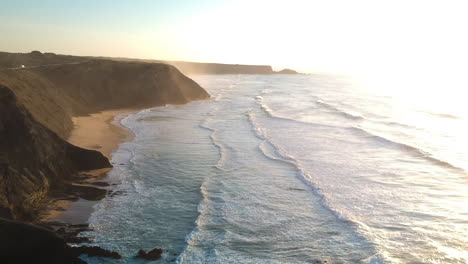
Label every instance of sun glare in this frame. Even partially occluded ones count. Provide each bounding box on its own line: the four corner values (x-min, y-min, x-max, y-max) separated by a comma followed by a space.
165, 0, 468, 87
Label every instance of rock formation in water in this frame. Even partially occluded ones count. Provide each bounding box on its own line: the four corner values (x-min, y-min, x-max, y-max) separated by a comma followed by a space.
136, 248, 163, 260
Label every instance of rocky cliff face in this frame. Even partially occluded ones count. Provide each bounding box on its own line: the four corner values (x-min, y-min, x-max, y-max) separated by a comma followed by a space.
0, 85, 111, 220
0, 69, 76, 139
31, 60, 210, 115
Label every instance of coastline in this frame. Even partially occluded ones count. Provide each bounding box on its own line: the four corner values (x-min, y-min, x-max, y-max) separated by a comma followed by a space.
0, 51, 212, 263
41, 109, 138, 223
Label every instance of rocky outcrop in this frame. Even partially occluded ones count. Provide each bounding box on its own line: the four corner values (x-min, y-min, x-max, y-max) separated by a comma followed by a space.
136, 248, 163, 260
0, 219, 126, 263
0, 85, 111, 220
70, 246, 121, 259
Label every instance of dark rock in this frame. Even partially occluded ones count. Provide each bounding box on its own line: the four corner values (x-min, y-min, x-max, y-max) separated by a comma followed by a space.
65, 236, 91, 243
288, 188, 306, 191
70, 224, 90, 229
136, 248, 163, 260
66, 184, 108, 201
40, 222, 93, 244
66, 145, 112, 171
70, 246, 121, 259
91, 181, 110, 187
0, 205, 12, 219
108, 190, 126, 197
72, 258, 88, 264
0, 219, 75, 264
56, 227, 67, 234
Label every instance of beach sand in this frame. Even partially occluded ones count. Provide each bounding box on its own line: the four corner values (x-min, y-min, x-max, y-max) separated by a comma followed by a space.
68, 109, 135, 159
41, 109, 137, 222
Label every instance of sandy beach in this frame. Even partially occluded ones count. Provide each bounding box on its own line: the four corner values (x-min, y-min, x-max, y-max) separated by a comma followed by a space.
41, 109, 137, 222
68, 109, 136, 159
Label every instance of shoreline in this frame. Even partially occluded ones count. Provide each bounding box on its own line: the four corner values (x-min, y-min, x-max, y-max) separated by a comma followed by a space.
41, 109, 138, 223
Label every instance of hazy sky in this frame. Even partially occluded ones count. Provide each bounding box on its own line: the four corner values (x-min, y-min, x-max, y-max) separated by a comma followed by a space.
1, 0, 467, 75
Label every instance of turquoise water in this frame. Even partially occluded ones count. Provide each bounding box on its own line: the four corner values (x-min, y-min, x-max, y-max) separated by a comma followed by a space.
81, 74, 468, 263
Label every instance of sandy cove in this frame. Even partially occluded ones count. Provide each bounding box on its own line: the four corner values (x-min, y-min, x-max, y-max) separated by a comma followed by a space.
68, 109, 136, 159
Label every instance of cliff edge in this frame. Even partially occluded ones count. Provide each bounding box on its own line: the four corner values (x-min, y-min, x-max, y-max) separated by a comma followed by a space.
0, 85, 111, 220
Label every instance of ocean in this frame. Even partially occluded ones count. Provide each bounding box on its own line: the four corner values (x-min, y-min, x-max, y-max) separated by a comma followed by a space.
81, 74, 468, 263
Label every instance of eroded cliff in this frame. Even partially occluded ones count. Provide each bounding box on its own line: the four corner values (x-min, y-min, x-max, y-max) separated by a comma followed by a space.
0, 85, 111, 220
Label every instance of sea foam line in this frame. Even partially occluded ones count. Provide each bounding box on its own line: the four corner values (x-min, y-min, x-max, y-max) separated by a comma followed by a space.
348, 126, 467, 173
255, 95, 465, 174
178, 90, 234, 262
247, 111, 350, 222
247, 111, 386, 263
316, 99, 364, 120
254, 95, 343, 129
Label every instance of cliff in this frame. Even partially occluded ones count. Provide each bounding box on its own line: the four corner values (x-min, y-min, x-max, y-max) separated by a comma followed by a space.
165, 61, 274, 75
0, 51, 210, 221
0, 85, 111, 220
31, 60, 209, 113
124, 60, 302, 75
109, 59, 303, 75
1, 51, 301, 76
